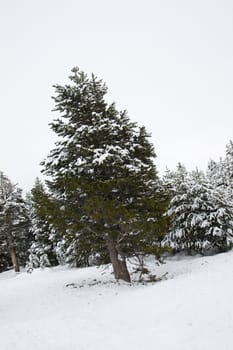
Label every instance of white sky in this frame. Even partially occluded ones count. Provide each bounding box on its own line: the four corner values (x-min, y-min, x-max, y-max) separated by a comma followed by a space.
0, 0, 233, 192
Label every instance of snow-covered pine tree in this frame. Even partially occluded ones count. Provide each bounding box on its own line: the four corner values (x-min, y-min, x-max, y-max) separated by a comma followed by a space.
207, 141, 233, 191
41, 67, 169, 282
164, 166, 233, 254
27, 179, 59, 270
163, 163, 188, 196
204, 140, 233, 251
163, 164, 191, 251
224, 140, 233, 183
0, 172, 31, 272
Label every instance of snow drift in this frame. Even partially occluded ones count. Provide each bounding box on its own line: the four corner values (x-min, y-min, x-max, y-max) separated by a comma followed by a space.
1, 251, 233, 350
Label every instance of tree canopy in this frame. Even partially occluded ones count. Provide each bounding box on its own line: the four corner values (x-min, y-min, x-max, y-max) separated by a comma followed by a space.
40, 67, 169, 281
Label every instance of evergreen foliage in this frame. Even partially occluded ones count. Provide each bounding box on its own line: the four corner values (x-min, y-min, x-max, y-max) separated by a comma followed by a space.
27, 179, 59, 270
40, 67, 169, 281
164, 162, 233, 254
0, 172, 31, 272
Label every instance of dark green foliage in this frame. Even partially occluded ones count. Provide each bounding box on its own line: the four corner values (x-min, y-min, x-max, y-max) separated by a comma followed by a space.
40, 67, 169, 279
27, 179, 59, 270
0, 172, 31, 272
0, 244, 10, 272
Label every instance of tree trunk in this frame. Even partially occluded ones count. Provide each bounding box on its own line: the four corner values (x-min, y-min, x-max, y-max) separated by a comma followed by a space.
106, 238, 131, 283
7, 235, 20, 273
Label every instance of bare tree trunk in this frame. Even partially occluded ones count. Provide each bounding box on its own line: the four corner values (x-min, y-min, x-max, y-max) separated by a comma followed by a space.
7, 235, 20, 273
106, 238, 131, 283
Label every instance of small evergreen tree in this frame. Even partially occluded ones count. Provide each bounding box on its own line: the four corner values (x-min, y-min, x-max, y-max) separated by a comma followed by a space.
0, 172, 31, 272
207, 140, 233, 196
41, 67, 169, 282
27, 179, 59, 270
164, 166, 233, 254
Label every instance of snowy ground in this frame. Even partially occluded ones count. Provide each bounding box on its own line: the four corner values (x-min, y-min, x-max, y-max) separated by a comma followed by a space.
1, 252, 233, 350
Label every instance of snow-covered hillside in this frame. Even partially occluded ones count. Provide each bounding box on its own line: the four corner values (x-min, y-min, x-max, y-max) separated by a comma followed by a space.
1, 252, 233, 350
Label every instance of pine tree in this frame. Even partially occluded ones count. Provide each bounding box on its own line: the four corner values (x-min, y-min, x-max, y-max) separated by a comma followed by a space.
41, 67, 168, 282
164, 166, 233, 254
0, 172, 31, 272
27, 179, 59, 270
207, 141, 233, 190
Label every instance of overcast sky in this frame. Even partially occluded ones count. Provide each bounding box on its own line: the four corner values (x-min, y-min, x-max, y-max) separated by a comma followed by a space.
0, 0, 233, 192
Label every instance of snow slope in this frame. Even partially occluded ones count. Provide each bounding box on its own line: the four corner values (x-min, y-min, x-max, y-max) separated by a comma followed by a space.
1, 252, 233, 350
